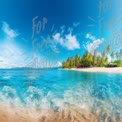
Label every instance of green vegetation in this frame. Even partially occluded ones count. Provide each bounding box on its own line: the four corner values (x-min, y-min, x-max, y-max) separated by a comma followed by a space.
62, 45, 122, 68
111, 49, 122, 67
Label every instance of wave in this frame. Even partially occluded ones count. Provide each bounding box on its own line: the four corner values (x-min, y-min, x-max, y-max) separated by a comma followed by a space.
0, 84, 121, 119
0, 86, 22, 107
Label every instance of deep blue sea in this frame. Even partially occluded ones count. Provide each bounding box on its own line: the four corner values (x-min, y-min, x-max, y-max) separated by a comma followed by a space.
0, 68, 122, 115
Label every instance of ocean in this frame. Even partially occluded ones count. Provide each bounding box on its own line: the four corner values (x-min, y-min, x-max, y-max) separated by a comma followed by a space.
0, 68, 122, 118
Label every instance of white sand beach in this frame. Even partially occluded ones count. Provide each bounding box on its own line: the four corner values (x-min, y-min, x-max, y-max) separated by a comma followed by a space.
62, 67, 122, 73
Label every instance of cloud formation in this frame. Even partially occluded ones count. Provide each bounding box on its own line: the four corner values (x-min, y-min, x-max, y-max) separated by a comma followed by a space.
0, 43, 26, 68
2, 22, 18, 39
55, 61, 62, 67
53, 33, 80, 50
0, 22, 26, 68
84, 34, 104, 55
73, 22, 80, 27
0, 22, 62, 68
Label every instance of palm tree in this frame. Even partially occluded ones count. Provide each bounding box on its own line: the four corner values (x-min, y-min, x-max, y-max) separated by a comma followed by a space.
111, 51, 114, 61
96, 56, 101, 66
106, 45, 110, 54
81, 52, 93, 67
67, 57, 73, 68
62, 61, 68, 68
93, 50, 97, 66
102, 51, 106, 59
75, 53, 80, 67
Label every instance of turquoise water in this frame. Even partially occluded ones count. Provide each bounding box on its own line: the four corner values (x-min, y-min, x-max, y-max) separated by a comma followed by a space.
0, 68, 122, 115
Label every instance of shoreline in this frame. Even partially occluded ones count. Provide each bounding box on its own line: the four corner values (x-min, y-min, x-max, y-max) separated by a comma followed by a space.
0, 105, 121, 122
0, 105, 122, 122
60, 67, 122, 73
0, 105, 98, 122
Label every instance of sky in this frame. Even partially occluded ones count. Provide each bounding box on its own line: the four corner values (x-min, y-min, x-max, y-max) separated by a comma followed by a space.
0, 0, 121, 68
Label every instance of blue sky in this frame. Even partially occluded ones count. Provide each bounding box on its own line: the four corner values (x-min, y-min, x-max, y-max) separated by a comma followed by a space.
0, 0, 121, 68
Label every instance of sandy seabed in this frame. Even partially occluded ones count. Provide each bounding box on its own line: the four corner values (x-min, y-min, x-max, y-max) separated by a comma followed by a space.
0, 105, 122, 122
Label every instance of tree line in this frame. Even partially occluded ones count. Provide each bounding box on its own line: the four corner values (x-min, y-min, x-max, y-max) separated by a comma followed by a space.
62, 45, 122, 68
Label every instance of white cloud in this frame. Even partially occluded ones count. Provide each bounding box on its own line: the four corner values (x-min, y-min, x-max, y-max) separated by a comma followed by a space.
85, 34, 112, 62
0, 22, 63, 68
55, 61, 62, 67
60, 26, 65, 34
2, 22, 18, 39
0, 43, 26, 68
53, 33, 80, 50
86, 33, 90, 38
65, 34, 80, 50
84, 34, 104, 55
0, 22, 27, 68
53, 33, 63, 44
68, 27, 73, 33
73, 22, 80, 27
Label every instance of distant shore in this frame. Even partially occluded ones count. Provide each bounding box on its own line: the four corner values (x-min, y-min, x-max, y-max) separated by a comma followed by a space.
61, 67, 122, 73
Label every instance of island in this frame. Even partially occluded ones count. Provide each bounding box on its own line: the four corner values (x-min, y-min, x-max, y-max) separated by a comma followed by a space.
62, 45, 122, 73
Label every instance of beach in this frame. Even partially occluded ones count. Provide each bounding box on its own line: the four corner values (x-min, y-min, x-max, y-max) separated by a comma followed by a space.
61, 67, 122, 73
0, 105, 122, 122
0, 105, 98, 122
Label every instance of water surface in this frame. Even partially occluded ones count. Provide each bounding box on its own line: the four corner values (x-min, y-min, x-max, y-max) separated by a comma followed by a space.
0, 68, 122, 116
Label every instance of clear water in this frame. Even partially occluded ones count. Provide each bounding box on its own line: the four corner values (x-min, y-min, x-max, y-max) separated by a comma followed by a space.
0, 68, 122, 116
